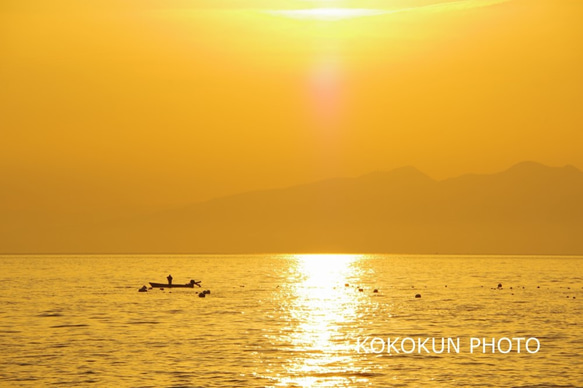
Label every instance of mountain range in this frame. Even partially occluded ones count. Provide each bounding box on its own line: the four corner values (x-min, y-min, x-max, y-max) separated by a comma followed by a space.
3, 161, 583, 254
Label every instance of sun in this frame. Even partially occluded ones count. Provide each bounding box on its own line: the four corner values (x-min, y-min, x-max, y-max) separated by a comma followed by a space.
267, 8, 386, 21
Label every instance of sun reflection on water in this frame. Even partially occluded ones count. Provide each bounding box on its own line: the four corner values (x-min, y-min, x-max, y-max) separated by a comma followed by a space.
277, 254, 370, 386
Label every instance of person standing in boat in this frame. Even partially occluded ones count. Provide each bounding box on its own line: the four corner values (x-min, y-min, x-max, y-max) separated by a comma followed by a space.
167, 274, 173, 285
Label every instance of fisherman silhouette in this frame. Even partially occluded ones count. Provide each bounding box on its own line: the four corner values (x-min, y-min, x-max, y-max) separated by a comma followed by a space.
167, 274, 173, 285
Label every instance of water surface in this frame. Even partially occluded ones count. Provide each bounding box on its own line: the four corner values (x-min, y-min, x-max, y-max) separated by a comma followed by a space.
0, 254, 581, 387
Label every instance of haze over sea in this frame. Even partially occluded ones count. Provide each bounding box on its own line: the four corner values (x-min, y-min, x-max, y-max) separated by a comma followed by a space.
1, 254, 581, 387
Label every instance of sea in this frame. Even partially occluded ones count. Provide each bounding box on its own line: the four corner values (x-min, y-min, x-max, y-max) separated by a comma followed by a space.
0, 254, 581, 387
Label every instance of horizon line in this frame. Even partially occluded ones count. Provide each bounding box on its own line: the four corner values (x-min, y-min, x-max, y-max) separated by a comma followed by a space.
2, 252, 583, 257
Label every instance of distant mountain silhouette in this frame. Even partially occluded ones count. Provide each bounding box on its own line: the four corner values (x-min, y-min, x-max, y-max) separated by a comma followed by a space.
3, 162, 582, 254
78, 161, 583, 254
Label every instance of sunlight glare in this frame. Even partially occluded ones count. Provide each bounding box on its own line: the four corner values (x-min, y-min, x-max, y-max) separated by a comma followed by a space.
267, 8, 386, 21
295, 254, 360, 289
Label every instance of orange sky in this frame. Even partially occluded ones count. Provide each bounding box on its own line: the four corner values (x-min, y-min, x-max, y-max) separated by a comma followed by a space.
1, 0, 582, 225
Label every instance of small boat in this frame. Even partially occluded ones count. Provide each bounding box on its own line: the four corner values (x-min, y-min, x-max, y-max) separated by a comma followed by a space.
149, 279, 201, 288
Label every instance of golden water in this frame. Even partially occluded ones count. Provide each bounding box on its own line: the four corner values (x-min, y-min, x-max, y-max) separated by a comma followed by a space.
0, 254, 581, 387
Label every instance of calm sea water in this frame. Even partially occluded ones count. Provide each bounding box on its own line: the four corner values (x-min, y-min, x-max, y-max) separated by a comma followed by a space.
0, 254, 581, 387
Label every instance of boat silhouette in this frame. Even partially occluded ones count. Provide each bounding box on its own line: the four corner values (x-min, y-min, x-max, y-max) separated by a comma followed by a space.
149, 279, 201, 288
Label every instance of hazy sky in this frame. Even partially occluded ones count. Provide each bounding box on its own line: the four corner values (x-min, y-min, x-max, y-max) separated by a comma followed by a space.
1, 0, 582, 224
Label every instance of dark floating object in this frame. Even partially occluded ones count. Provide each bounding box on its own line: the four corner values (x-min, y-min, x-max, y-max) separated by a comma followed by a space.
373, 289, 378, 293
445, 285, 447, 288
345, 283, 349, 287
497, 283, 503, 289
138, 285, 147, 293
203, 290, 211, 295
149, 279, 201, 288
198, 292, 206, 298
358, 288, 364, 292
415, 294, 421, 298
537, 286, 540, 288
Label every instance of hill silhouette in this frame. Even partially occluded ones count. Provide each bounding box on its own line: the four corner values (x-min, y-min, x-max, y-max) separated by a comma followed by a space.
72, 161, 582, 255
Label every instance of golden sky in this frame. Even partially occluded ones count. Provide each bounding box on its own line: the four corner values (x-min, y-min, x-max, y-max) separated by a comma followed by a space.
1, 0, 582, 225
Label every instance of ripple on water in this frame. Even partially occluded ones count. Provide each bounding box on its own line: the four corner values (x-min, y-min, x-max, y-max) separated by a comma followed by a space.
37, 312, 64, 317
50, 324, 90, 328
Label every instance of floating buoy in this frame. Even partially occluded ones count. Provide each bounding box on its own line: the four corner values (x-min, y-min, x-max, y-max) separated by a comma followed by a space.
198, 292, 206, 298
203, 290, 211, 295
497, 283, 502, 289
358, 288, 364, 292
345, 283, 349, 287
373, 289, 378, 293
415, 294, 421, 298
